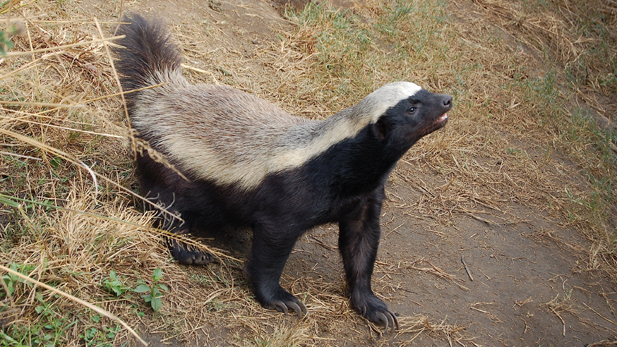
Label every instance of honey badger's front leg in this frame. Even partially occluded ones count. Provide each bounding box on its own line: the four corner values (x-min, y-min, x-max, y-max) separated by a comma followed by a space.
338, 187, 399, 331
247, 222, 308, 318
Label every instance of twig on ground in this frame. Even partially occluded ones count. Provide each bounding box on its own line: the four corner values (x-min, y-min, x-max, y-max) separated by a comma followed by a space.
461, 256, 473, 281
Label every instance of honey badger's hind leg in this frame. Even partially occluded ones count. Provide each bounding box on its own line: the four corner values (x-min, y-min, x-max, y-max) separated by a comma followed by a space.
150, 201, 213, 265
142, 181, 212, 266
339, 188, 399, 332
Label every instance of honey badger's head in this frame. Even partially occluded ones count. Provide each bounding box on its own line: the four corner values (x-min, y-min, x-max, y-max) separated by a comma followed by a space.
360, 82, 452, 153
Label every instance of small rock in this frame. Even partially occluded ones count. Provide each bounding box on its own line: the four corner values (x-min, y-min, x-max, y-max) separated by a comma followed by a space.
208, 0, 223, 12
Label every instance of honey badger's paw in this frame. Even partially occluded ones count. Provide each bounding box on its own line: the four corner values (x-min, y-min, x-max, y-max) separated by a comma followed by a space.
353, 293, 399, 333
262, 286, 308, 319
169, 239, 212, 265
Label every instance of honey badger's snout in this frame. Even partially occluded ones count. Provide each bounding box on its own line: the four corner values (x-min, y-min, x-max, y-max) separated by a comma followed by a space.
417, 92, 453, 137
441, 93, 453, 107
440, 93, 453, 112
432, 92, 453, 117
435, 93, 452, 126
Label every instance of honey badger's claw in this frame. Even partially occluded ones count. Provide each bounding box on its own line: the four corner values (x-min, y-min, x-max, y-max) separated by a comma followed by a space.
169, 239, 212, 265
392, 312, 400, 330
354, 293, 399, 333
272, 300, 307, 318
376, 312, 389, 333
375, 310, 399, 333
288, 301, 307, 319
274, 301, 288, 314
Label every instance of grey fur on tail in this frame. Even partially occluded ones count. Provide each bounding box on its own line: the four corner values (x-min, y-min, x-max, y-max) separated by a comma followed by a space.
113, 14, 182, 106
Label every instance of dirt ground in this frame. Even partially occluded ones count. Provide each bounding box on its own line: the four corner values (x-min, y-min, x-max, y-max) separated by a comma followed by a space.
14, 0, 617, 345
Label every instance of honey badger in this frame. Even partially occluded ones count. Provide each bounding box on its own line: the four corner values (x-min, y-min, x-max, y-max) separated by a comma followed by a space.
113, 14, 452, 330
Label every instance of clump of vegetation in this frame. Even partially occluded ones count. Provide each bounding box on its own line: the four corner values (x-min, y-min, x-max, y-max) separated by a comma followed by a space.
0, 29, 13, 56
1, 262, 34, 298
103, 270, 130, 297
134, 268, 169, 312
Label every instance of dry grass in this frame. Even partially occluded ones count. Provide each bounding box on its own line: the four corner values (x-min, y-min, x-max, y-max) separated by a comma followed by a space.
0, 0, 615, 345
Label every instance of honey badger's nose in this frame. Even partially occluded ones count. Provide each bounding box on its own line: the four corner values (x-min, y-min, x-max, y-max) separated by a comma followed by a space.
442, 94, 453, 109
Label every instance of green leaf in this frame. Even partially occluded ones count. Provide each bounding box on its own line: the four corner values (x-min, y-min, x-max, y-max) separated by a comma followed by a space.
133, 284, 151, 293
5, 281, 14, 296
49, 157, 61, 169
110, 284, 126, 296
141, 294, 152, 303
152, 268, 163, 282
151, 287, 161, 297
85, 327, 98, 339
158, 284, 169, 292
35, 305, 45, 314
151, 297, 162, 311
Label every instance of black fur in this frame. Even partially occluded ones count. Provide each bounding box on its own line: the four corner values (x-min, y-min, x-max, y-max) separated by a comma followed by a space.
113, 14, 453, 329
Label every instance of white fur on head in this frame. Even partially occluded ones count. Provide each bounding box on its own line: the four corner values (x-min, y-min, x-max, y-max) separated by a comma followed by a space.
356, 81, 423, 124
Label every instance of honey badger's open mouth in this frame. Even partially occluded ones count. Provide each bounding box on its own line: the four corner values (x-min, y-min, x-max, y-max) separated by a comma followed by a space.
420, 113, 448, 137
435, 113, 448, 128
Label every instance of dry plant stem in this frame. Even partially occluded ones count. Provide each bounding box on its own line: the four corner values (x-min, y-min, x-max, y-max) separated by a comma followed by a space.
551, 306, 567, 337
3, 35, 126, 57
461, 256, 473, 281
583, 302, 617, 326
114, 0, 125, 35
0, 150, 42, 160
0, 265, 148, 346
0, 117, 123, 138
82, 82, 168, 104
28, 20, 127, 24
93, 17, 135, 156
0, 101, 85, 107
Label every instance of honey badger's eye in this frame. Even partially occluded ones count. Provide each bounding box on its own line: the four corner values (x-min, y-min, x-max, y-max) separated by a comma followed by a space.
407, 106, 416, 113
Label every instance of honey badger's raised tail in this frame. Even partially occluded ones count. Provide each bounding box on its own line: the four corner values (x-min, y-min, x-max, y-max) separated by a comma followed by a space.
113, 14, 453, 331
113, 14, 184, 97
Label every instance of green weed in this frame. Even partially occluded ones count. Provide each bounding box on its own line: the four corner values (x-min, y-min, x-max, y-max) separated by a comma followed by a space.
134, 268, 168, 312
103, 270, 129, 297
79, 315, 121, 347
0, 262, 34, 298
2, 293, 77, 347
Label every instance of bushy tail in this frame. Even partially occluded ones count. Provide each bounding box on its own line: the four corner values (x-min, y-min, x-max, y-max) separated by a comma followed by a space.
113, 14, 182, 101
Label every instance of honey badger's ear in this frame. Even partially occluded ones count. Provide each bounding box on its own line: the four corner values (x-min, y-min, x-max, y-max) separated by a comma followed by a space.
374, 117, 388, 140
